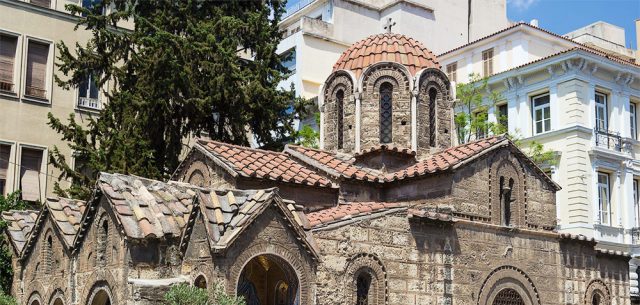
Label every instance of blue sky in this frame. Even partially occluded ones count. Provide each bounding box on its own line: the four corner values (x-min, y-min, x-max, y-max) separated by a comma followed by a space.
507, 0, 639, 49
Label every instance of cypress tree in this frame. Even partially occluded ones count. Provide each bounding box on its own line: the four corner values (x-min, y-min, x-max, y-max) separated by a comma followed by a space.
49, 0, 304, 199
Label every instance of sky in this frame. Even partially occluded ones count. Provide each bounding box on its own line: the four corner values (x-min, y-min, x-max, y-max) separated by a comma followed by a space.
507, 0, 640, 49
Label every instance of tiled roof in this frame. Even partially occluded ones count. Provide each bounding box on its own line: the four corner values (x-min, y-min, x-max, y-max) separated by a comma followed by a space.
306, 202, 404, 228
353, 145, 416, 158
285, 144, 382, 181
1, 210, 39, 253
98, 172, 197, 239
45, 197, 86, 247
332, 33, 439, 78
407, 207, 455, 222
196, 139, 333, 188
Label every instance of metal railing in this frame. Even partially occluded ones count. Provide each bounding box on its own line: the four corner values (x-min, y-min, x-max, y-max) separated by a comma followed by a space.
282, 0, 316, 19
78, 97, 101, 110
594, 127, 622, 152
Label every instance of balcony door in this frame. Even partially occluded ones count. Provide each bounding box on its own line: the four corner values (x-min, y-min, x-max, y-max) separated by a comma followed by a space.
595, 92, 608, 131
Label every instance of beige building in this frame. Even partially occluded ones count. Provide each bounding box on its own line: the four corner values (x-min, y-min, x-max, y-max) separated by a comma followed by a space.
0, 0, 128, 203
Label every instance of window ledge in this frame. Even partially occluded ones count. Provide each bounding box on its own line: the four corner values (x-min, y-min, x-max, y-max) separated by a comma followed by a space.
22, 95, 51, 105
75, 106, 102, 114
0, 90, 19, 100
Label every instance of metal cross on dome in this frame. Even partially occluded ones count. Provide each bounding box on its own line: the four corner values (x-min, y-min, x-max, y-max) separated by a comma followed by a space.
384, 17, 396, 33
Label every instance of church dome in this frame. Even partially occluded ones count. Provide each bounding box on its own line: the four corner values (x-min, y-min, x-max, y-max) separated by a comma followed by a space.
332, 33, 440, 78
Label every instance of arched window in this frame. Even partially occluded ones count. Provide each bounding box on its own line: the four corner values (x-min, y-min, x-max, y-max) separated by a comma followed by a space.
379, 83, 393, 143
44, 234, 53, 274
492, 288, 524, 305
499, 176, 515, 227
356, 272, 372, 305
97, 218, 108, 266
592, 293, 601, 305
336, 89, 345, 149
194, 275, 207, 289
428, 87, 438, 147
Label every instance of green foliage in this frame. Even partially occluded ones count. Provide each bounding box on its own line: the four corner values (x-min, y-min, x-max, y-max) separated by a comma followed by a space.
454, 73, 557, 167
0, 191, 27, 294
49, 0, 308, 200
296, 125, 319, 149
164, 283, 245, 305
0, 290, 17, 305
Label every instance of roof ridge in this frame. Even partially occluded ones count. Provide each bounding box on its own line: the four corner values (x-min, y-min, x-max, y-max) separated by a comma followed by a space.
197, 138, 286, 155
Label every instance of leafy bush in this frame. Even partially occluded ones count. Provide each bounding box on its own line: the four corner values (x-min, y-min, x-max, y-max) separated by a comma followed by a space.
0, 290, 17, 305
0, 191, 26, 293
164, 283, 245, 305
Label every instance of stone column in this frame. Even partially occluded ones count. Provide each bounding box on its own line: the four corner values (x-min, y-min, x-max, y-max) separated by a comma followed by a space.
355, 91, 361, 153
411, 88, 418, 151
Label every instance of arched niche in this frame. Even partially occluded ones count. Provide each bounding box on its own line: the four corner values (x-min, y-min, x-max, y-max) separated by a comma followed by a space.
417, 68, 452, 150
236, 254, 299, 305
477, 266, 540, 305
322, 70, 355, 152
343, 253, 388, 305
489, 154, 526, 227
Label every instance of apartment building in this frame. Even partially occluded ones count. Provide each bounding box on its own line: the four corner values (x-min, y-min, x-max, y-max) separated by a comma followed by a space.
0, 0, 125, 203
439, 21, 640, 300
277, 0, 511, 100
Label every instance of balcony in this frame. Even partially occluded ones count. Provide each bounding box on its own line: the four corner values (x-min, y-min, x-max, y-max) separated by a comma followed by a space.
78, 97, 101, 110
594, 128, 622, 152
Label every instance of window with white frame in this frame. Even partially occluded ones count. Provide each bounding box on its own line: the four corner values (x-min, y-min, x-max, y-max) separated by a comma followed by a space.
446, 62, 457, 83
30, 0, 51, 8
532, 93, 550, 135
19, 147, 43, 203
595, 92, 608, 131
482, 48, 494, 77
631, 102, 637, 140
497, 103, 508, 131
281, 48, 296, 74
82, 0, 105, 16
78, 74, 100, 109
0, 144, 10, 196
0, 34, 18, 93
25, 40, 50, 100
597, 172, 611, 226
634, 179, 639, 227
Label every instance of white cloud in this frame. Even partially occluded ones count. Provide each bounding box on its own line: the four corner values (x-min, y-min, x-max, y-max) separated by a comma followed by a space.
508, 0, 539, 10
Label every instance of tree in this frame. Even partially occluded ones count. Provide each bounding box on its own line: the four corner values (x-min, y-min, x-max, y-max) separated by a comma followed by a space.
164, 283, 245, 305
296, 112, 320, 149
454, 73, 556, 166
0, 191, 27, 294
49, 0, 308, 199
0, 290, 17, 305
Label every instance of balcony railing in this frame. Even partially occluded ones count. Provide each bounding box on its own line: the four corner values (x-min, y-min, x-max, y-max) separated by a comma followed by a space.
594, 127, 622, 152
0, 81, 13, 93
78, 97, 101, 110
282, 0, 316, 19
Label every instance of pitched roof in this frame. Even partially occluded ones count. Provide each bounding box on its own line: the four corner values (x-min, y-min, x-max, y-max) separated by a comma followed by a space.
45, 197, 86, 247
97, 172, 197, 240
285, 144, 383, 181
333, 33, 440, 78
1, 210, 38, 253
306, 202, 404, 228
195, 139, 334, 188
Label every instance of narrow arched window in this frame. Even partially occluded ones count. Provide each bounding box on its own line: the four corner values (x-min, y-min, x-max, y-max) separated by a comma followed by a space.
356, 272, 371, 305
45, 235, 53, 274
428, 88, 438, 147
592, 294, 600, 305
195, 275, 207, 289
337, 89, 345, 149
97, 219, 108, 266
499, 176, 515, 227
379, 83, 393, 143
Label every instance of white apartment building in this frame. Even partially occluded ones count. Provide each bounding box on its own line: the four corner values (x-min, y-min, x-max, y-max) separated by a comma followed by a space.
277, 0, 511, 101
0, 0, 129, 202
439, 21, 640, 300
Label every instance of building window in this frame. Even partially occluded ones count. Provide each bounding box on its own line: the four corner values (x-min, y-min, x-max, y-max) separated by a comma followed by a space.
19, 148, 43, 202
25, 40, 50, 100
336, 89, 344, 149
0, 144, 9, 196
630, 102, 637, 140
281, 48, 296, 74
97, 218, 108, 266
595, 92, 608, 131
428, 88, 437, 147
78, 74, 101, 109
446, 62, 457, 83
379, 82, 393, 144
532, 94, 551, 135
482, 48, 494, 77
44, 234, 53, 274
474, 109, 488, 139
597, 172, 611, 226
499, 176, 515, 227
82, 0, 105, 16
492, 288, 525, 305
356, 272, 371, 305
497, 103, 508, 131
0, 34, 18, 93
194, 275, 207, 289
30, 0, 51, 8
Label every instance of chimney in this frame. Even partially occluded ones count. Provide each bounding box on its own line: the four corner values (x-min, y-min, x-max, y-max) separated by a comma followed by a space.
530, 19, 539, 27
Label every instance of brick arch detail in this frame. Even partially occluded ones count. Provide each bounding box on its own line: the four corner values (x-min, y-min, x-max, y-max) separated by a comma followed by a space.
323, 70, 355, 152
25, 281, 45, 305
343, 252, 388, 305
489, 152, 527, 227
361, 63, 412, 150
226, 241, 314, 304
477, 265, 540, 305
27, 290, 43, 305
48, 288, 66, 305
417, 68, 452, 150
79, 272, 119, 305
85, 282, 115, 305
584, 279, 611, 305
184, 159, 212, 187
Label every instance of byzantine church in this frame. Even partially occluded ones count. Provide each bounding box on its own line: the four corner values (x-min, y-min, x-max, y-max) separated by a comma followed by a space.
2, 33, 632, 305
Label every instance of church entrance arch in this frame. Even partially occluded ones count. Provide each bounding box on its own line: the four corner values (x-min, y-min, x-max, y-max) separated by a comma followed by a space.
237, 254, 299, 305
87, 288, 111, 305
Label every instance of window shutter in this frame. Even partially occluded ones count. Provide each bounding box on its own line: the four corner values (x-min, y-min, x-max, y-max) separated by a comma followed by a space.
0, 145, 9, 180
0, 35, 17, 87
20, 148, 42, 202
26, 41, 49, 98
30, 0, 51, 8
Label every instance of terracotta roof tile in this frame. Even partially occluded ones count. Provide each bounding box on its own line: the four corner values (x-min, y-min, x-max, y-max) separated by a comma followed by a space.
196, 139, 333, 188
306, 202, 404, 227
1, 210, 38, 253
332, 33, 439, 78
45, 197, 86, 247
408, 207, 455, 222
